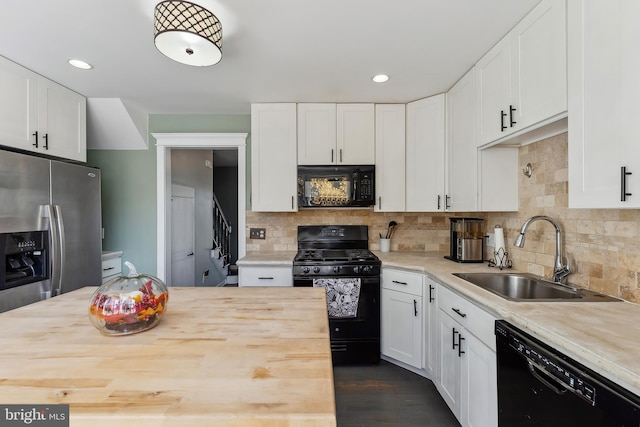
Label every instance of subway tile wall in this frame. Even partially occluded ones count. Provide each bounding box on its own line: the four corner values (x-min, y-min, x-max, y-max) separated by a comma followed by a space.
246, 132, 640, 303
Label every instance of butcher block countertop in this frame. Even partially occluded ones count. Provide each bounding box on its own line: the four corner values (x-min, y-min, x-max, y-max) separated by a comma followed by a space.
0, 287, 336, 427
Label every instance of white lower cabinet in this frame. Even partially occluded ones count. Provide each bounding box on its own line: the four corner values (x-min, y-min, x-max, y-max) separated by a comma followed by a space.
423, 278, 438, 379
436, 284, 498, 427
381, 269, 423, 369
238, 266, 292, 287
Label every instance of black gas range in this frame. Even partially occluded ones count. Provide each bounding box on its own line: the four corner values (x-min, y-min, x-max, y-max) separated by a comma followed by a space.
293, 225, 381, 365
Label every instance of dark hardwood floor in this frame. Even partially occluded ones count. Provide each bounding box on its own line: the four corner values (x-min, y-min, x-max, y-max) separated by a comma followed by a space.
333, 360, 460, 427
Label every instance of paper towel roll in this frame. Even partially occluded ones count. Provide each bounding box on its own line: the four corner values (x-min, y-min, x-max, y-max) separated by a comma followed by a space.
494, 225, 506, 267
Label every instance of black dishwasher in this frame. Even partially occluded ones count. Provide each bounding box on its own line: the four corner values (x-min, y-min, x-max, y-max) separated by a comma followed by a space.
495, 320, 640, 426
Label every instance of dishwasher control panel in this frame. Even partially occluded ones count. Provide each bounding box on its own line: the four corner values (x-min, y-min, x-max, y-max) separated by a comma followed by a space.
508, 334, 597, 406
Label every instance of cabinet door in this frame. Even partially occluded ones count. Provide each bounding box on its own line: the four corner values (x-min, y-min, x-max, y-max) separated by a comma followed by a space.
436, 309, 462, 421
38, 77, 87, 162
568, 0, 640, 208
511, 0, 567, 132
446, 69, 478, 212
250, 103, 298, 211
423, 278, 438, 379
475, 38, 512, 146
0, 57, 38, 152
297, 103, 336, 165
461, 332, 497, 427
406, 95, 445, 212
337, 104, 375, 164
381, 288, 423, 369
374, 104, 406, 212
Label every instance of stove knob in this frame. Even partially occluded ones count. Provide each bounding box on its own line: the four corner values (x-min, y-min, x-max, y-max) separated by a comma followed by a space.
333, 266, 341, 273
362, 265, 371, 273
352, 266, 360, 274
313, 266, 321, 274
302, 266, 310, 274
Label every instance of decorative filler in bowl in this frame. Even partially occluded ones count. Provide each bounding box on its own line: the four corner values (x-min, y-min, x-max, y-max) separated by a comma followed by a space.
89, 261, 169, 336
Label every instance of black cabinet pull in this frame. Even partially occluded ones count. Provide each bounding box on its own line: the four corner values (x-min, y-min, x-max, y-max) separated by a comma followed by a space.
452, 307, 467, 318
621, 166, 632, 201
445, 195, 451, 210
429, 284, 435, 303
43, 133, 49, 150
458, 335, 466, 357
501, 110, 507, 131
331, 149, 334, 163
509, 105, 517, 127
452, 328, 458, 350
32, 131, 38, 148
339, 149, 343, 163
392, 280, 408, 285
258, 277, 274, 280
413, 299, 417, 317
437, 195, 441, 210
378, 196, 382, 209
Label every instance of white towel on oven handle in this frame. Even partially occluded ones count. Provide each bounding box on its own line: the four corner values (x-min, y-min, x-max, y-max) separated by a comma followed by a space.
313, 278, 361, 318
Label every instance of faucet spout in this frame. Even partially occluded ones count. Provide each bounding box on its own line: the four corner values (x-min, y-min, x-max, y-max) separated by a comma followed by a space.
513, 215, 570, 284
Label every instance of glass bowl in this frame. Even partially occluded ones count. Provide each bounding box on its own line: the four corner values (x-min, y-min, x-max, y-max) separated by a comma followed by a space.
88, 262, 169, 336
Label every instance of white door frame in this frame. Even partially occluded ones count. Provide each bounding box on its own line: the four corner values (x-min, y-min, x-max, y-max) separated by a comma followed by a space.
153, 133, 247, 283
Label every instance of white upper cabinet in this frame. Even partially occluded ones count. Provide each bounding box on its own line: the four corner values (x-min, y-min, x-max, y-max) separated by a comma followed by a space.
446, 68, 478, 212
337, 104, 375, 164
406, 94, 446, 212
476, 0, 567, 147
0, 56, 87, 162
37, 77, 87, 162
297, 103, 336, 165
251, 103, 298, 212
0, 58, 38, 152
297, 103, 374, 165
568, 0, 640, 208
374, 104, 406, 212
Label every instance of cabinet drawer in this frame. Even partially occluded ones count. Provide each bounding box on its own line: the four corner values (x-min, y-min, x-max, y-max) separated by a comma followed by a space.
382, 269, 423, 296
238, 266, 292, 287
101, 258, 122, 279
438, 285, 497, 350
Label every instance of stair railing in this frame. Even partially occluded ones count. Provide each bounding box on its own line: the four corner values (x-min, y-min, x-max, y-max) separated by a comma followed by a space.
212, 193, 232, 267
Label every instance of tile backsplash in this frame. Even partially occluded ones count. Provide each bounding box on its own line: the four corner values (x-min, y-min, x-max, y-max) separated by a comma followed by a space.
246, 132, 640, 303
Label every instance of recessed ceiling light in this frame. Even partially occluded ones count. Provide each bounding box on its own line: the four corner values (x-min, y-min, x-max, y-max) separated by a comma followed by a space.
372, 74, 389, 83
68, 59, 93, 70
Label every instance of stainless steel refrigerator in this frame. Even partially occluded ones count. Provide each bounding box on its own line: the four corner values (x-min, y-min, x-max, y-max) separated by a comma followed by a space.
0, 150, 102, 312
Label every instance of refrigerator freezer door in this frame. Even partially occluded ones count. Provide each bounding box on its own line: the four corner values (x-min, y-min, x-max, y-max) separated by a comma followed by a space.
0, 150, 50, 232
50, 160, 102, 293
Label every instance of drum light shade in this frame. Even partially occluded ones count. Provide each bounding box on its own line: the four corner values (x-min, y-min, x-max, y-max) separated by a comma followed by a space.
154, 1, 222, 67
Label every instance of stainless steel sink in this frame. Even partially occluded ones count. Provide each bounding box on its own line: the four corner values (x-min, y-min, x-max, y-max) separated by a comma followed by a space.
452, 272, 620, 302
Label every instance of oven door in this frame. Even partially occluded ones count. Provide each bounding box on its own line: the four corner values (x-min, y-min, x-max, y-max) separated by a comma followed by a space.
294, 275, 380, 364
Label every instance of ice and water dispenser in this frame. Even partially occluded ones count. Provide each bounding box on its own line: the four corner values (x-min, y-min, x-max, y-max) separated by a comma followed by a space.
0, 231, 48, 290
445, 217, 485, 263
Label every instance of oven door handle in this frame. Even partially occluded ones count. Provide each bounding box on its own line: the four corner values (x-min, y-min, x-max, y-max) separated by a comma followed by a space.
526, 360, 568, 396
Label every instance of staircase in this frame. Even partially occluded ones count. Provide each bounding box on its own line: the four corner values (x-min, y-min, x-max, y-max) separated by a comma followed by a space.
210, 193, 237, 285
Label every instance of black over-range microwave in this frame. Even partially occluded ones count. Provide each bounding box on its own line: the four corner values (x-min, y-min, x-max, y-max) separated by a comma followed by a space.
297, 165, 375, 208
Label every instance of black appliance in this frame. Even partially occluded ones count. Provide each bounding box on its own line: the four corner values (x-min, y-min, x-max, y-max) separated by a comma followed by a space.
293, 225, 380, 364
495, 320, 640, 426
297, 165, 375, 208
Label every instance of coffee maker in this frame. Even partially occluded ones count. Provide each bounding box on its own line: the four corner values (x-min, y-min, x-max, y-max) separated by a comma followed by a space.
445, 217, 485, 263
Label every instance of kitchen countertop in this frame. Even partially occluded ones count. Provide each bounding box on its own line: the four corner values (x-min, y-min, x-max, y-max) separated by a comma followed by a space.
101, 250, 123, 261
238, 250, 640, 396
0, 287, 336, 427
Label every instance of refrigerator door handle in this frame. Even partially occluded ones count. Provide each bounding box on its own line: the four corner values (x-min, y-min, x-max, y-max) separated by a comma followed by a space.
47, 205, 65, 297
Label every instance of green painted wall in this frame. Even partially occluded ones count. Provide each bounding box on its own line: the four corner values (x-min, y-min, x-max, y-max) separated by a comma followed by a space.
87, 114, 251, 276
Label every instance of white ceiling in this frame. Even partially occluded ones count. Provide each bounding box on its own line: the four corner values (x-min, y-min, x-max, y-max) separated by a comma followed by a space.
0, 0, 539, 115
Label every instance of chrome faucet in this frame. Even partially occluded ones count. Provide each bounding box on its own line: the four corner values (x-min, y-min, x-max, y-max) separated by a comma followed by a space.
514, 215, 571, 284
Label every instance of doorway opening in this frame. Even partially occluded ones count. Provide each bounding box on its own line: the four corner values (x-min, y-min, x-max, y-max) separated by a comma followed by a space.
154, 133, 247, 284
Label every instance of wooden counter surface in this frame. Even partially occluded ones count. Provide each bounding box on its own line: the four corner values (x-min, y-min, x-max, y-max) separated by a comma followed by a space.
0, 287, 336, 427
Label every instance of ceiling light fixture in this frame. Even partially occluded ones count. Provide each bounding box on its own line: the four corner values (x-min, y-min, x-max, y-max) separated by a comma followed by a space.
372, 74, 389, 83
154, 1, 222, 67
68, 59, 93, 70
